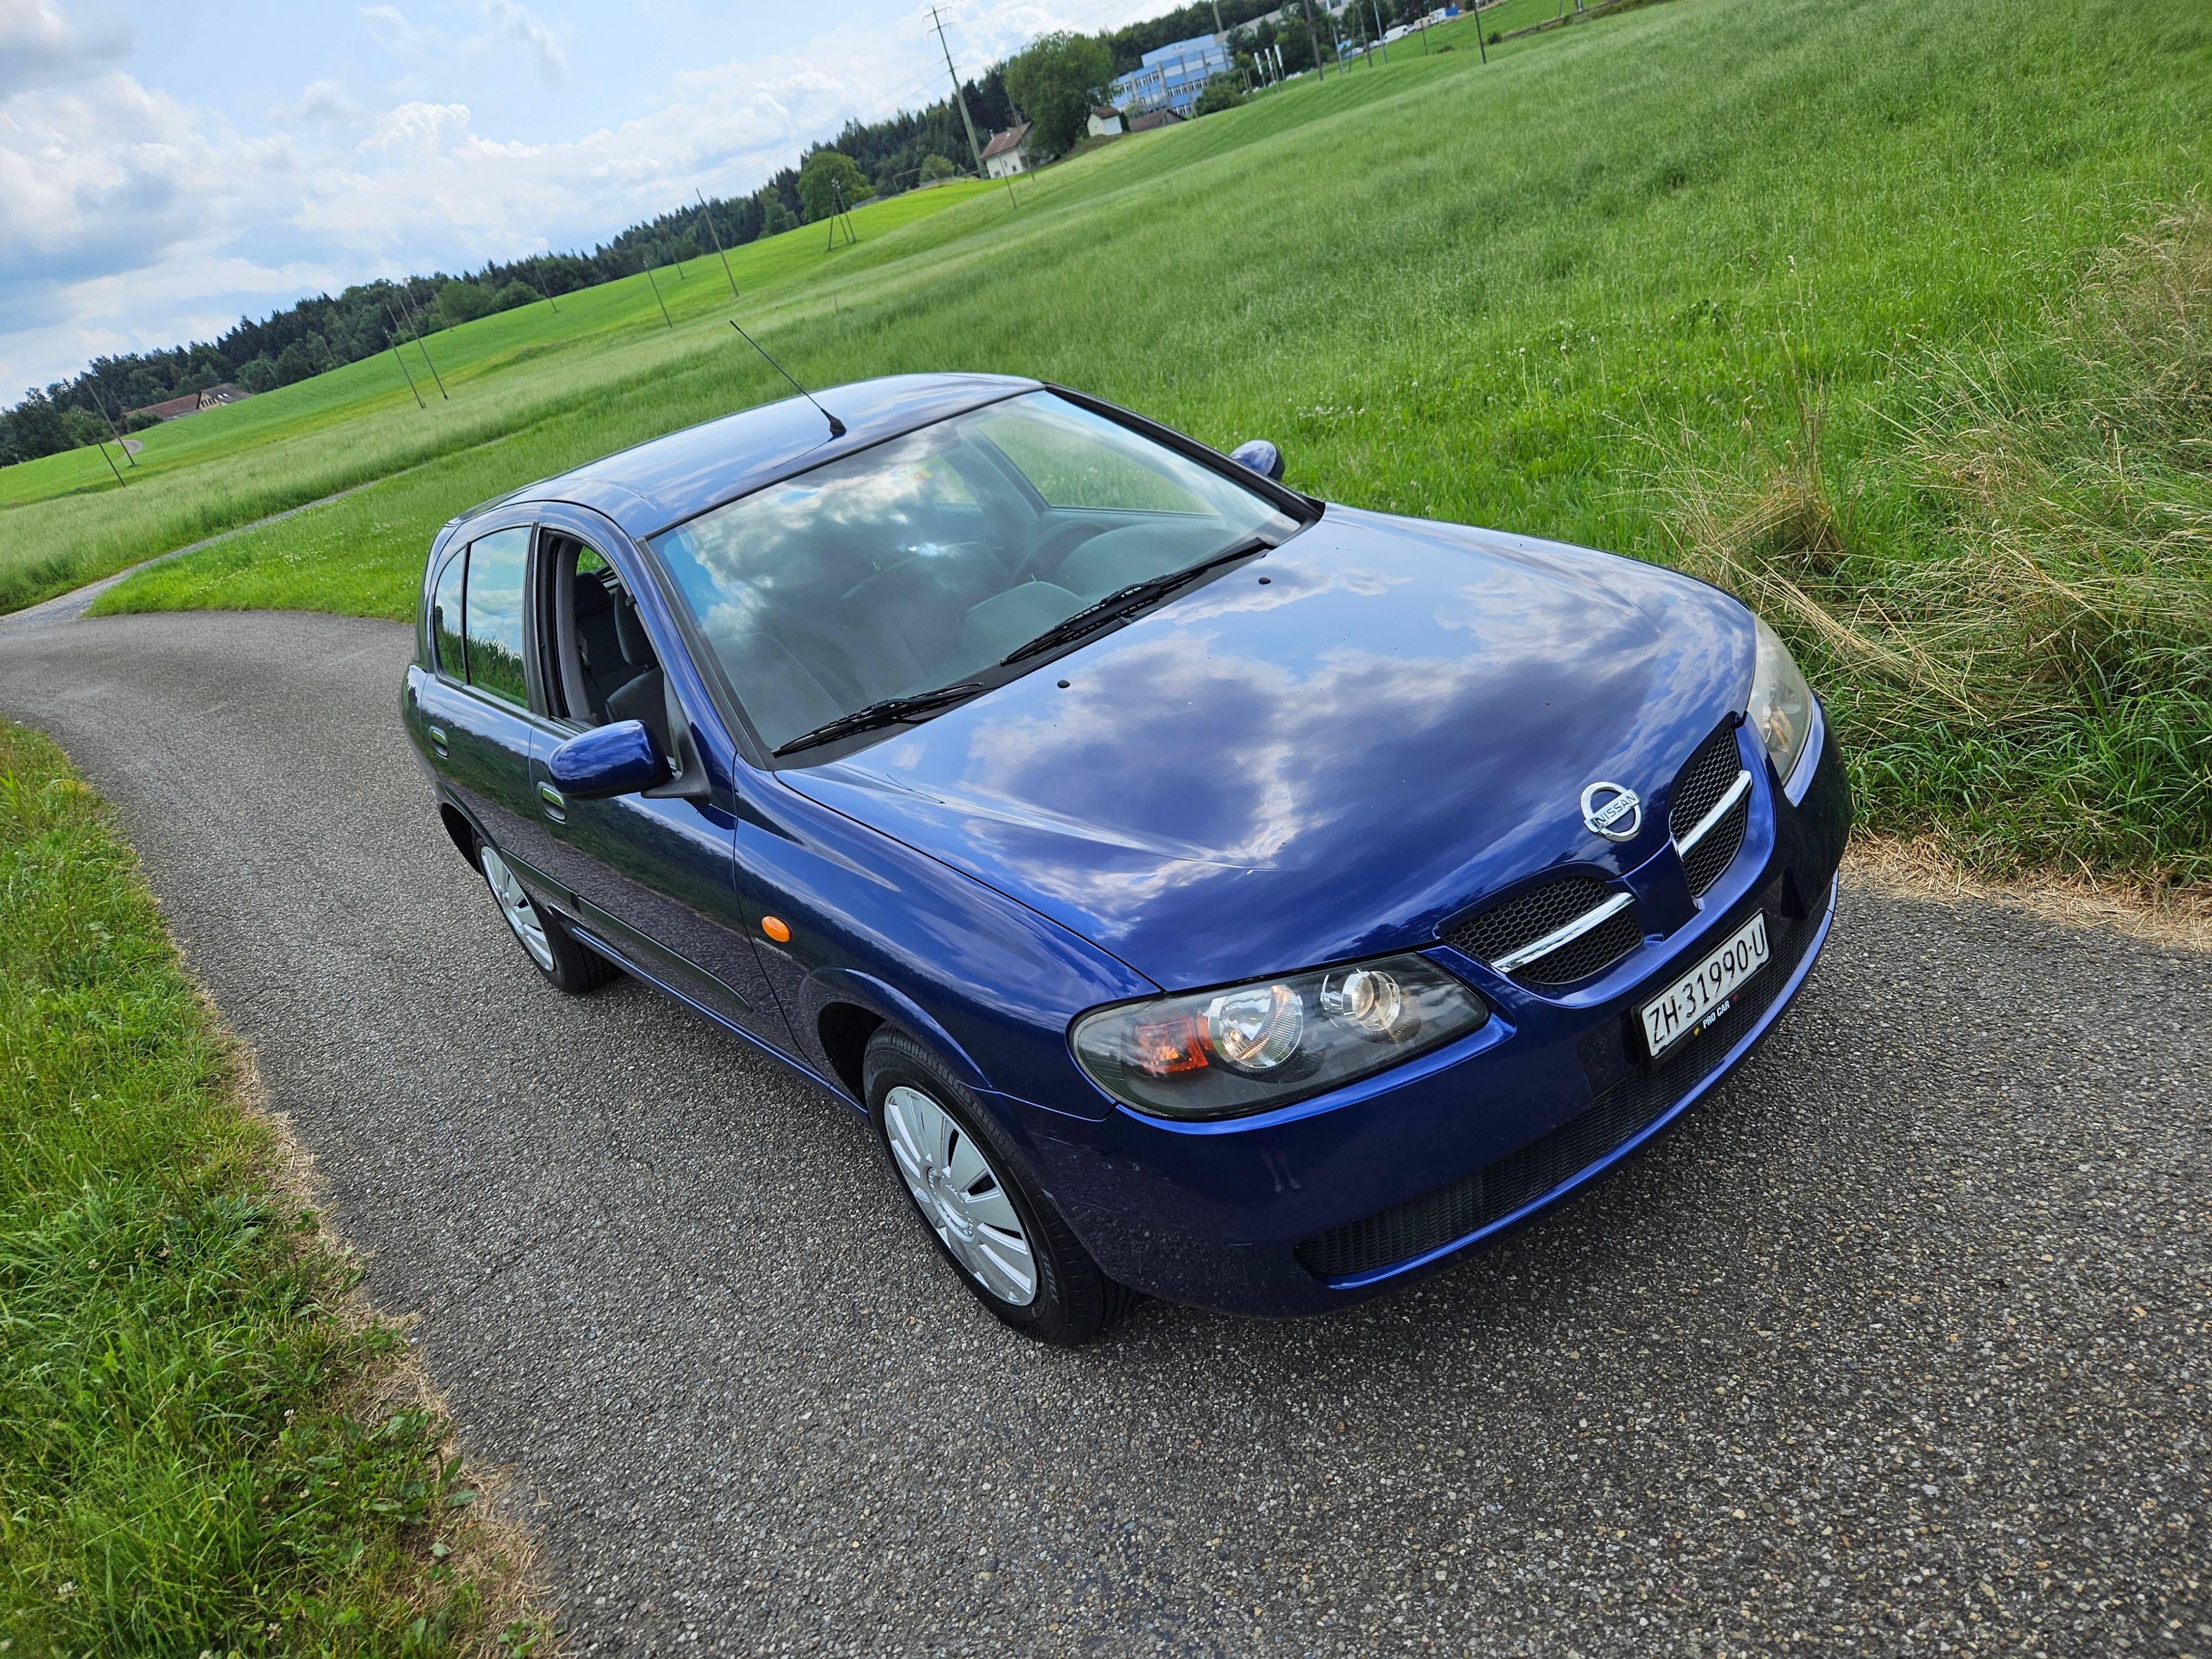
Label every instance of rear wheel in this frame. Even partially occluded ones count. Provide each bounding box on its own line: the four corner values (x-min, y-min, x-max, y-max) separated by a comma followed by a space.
477, 842, 615, 994
864, 1027, 1133, 1345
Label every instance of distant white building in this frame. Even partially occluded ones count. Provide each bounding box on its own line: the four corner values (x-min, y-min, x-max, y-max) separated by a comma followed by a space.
979, 122, 1034, 178
1087, 105, 1125, 139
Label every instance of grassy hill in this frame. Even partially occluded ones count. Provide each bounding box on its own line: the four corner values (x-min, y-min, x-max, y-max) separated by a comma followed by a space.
12, 0, 2211, 884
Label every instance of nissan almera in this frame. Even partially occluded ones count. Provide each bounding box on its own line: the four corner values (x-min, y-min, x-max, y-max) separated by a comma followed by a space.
401, 374, 1849, 1344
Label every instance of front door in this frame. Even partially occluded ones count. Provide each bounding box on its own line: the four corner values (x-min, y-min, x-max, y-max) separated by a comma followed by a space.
522, 521, 794, 1052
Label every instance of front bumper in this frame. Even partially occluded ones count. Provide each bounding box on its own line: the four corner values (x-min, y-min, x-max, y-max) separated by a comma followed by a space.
1017, 716, 1852, 1317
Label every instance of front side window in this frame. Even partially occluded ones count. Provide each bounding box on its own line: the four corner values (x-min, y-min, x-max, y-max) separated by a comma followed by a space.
461, 527, 531, 707
650, 392, 1288, 753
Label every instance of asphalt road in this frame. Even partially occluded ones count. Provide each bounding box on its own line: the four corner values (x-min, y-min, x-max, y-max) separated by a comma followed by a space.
3, 599, 2206, 1658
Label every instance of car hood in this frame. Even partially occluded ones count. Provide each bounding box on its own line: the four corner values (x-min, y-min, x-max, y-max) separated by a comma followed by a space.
780, 507, 1754, 990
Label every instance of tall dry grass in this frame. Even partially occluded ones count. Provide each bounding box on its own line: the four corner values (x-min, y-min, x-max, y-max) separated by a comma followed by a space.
1650, 205, 2212, 889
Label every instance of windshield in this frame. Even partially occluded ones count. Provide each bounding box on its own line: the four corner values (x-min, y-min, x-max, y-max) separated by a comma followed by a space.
650, 392, 1289, 753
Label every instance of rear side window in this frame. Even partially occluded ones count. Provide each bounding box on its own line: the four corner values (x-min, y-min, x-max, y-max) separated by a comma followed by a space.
461, 528, 531, 707
429, 548, 466, 676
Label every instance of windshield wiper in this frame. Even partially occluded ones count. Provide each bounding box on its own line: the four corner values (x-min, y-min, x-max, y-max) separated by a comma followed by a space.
999, 537, 1270, 666
773, 681, 988, 756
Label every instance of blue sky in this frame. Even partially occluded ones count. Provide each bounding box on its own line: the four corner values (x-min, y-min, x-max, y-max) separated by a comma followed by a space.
0, 0, 1155, 397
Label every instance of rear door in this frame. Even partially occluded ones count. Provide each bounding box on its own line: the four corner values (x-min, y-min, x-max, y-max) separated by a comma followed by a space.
414, 523, 562, 880
521, 509, 795, 1051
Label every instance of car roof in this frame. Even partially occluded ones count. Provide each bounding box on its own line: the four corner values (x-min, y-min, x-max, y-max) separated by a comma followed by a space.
500, 371, 1041, 541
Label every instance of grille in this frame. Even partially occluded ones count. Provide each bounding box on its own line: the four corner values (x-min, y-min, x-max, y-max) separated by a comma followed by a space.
1680, 791, 1749, 896
1670, 722, 1749, 898
1296, 906, 1816, 1282
1442, 876, 1642, 987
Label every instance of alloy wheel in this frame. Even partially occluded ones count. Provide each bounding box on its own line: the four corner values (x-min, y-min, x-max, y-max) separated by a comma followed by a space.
883, 1084, 1037, 1307
480, 845, 556, 973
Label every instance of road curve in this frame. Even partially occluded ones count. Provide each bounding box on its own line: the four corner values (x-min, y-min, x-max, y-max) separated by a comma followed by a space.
2, 602, 2205, 1657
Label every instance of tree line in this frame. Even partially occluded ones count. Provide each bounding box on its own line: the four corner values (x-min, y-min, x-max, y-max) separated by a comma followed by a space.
1, 0, 1390, 468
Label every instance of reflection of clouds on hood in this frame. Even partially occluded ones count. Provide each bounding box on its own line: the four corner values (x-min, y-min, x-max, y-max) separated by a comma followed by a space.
1167, 557, 1410, 625
1430, 562, 1633, 645
943, 632, 1514, 930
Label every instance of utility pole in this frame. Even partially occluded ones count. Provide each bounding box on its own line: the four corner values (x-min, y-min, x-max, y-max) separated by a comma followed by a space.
642, 259, 674, 328
825, 179, 859, 251
398, 287, 448, 399
697, 189, 742, 302
85, 381, 135, 466
383, 304, 426, 409
930, 7, 987, 180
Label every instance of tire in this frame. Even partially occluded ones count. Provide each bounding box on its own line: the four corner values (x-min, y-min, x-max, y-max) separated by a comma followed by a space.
476, 840, 617, 994
864, 1027, 1134, 1346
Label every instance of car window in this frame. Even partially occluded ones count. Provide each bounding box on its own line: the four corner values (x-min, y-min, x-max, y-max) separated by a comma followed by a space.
429, 546, 466, 678
462, 527, 531, 707
545, 534, 667, 748
650, 391, 1284, 753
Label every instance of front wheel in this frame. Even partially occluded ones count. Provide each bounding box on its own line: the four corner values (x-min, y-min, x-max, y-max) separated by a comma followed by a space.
477, 841, 615, 994
864, 1027, 1133, 1346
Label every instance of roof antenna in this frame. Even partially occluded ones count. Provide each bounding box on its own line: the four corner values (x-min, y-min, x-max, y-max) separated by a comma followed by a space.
728, 320, 844, 437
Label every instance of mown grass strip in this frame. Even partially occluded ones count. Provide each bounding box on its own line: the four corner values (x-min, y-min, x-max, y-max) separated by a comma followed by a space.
0, 722, 545, 1657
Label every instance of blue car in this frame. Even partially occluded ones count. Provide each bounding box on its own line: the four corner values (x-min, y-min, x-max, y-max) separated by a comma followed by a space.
402, 374, 1848, 1344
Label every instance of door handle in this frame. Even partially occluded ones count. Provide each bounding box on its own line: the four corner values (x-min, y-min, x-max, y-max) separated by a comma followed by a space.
426, 724, 448, 758
538, 780, 567, 822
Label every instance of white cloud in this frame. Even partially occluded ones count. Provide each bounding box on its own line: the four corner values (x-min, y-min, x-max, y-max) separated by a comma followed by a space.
478, 0, 567, 82
359, 4, 422, 53
0, 71, 292, 287
267, 77, 359, 127
0, 0, 128, 96
360, 99, 473, 154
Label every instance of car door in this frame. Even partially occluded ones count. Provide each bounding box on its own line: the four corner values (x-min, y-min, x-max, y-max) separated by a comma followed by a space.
521, 510, 795, 1053
414, 523, 561, 881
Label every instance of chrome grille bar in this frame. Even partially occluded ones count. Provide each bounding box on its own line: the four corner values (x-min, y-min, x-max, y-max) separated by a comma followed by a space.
1490, 890, 1635, 974
1674, 769, 1750, 856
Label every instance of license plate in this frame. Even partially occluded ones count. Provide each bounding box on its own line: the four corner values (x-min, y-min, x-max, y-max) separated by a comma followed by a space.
1638, 911, 1769, 1061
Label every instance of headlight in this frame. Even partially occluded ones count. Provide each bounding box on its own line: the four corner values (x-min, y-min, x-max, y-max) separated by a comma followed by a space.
1747, 616, 1814, 784
1072, 952, 1489, 1120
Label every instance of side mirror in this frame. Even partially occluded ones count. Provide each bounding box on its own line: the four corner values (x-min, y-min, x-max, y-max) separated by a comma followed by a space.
547, 719, 665, 800
1230, 439, 1285, 482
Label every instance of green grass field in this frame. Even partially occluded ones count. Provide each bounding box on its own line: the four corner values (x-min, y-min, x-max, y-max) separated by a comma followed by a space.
14, 0, 2212, 885
0, 723, 542, 1653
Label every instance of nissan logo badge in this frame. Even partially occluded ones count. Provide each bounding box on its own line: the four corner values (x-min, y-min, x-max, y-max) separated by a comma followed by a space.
1580, 780, 1643, 842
